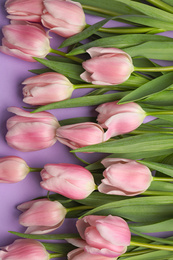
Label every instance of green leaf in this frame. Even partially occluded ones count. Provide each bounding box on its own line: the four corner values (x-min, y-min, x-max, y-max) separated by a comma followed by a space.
141, 90, 173, 106
68, 34, 172, 56
42, 242, 75, 254
129, 219, 173, 233
116, 0, 173, 22
137, 160, 173, 177
118, 72, 173, 104
9, 231, 80, 240
60, 17, 115, 48
148, 181, 173, 192
123, 41, 173, 60
118, 14, 173, 30
59, 117, 96, 126
34, 58, 84, 81
31, 91, 129, 113
120, 249, 173, 260
162, 0, 173, 7
73, 133, 173, 154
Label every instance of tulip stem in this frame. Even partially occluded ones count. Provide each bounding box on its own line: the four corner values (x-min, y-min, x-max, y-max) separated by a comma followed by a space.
121, 248, 155, 257
73, 84, 128, 90
134, 65, 173, 72
153, 176, 173, 182
29, 167, 43, 172
50, 48, 83, 63
145, 0, 173, 14
130, 240, 173, 251
66, 205, 93, 213
81, 4, 120, 16
147, 110, 173, 116
49, 253, 64, 259
141, 190, 173, 196
97, 26, 164, 34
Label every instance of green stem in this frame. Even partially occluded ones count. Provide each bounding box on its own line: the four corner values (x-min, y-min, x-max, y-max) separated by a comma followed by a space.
29, 167, 43, 172
147, 110, 173, 116
98, 26, 163, 34
134, 65, 173, 72
49, 253, 63, 259
130, 240, 173, 251
145, 0, 173, 14
81, 4, 120, 16
121, 249, 155, 257
141, 190, 173, 196
153, 176, 173, 182
50, 48, 83, 63
73, 83, 129, 90
66, 205, 93, 213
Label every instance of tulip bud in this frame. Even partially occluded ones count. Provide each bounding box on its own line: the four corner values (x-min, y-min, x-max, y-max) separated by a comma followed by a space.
0, 21, 50, 62
68, 248, 114, 260
40, 163, 96, 199
6, 107, 59, 152
0, 156, 29, 183
75, 215, 131, 257
80, 47, 134, 85
41, 0, 86, 37
0, 239, 49, 260
56, 122, 104, 150
98, 158, 153, 196
22, 72, 74, 105
96, 101, 146, 140
5, 0, 44, 22
17, 198, 67, 234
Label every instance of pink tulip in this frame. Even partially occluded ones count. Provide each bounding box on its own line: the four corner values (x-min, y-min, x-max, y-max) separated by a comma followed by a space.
56, 122, 104, 150
80, 47, 134, 85
5, 0, 44, 22
0, 239, 49, 260
75, 215, 131, 257
68, 248, 116, 260
41, 0, 86, 37
22, 72, 74, 105
0, 156, 29, 183
96, 101, 146, 140
40, 163, 96, 199
98, 158, 153, 196
17, 198, 67, 234
6, 107, 59, 152
0, 21, 50, 62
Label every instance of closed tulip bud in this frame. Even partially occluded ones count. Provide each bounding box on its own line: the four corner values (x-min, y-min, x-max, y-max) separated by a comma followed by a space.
22, 72, 74, 105
76, 215, 131, 257
56, 122, 104, 150
6, 107, 59, 152
68, 248, 115, 260
40, 163, 96, 199
96, 101, 146, 140
80, 47, 134, 85
5, 0, 44, 22
0, 239, 49, 260
42, 0, 86, 37
0, 156, 29, 183
17, 198, 67, 234
0, 21, 50, 62
98, 158, 153, 196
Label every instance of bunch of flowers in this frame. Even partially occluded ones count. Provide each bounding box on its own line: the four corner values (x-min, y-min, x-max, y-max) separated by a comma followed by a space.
1, 0, 173, 259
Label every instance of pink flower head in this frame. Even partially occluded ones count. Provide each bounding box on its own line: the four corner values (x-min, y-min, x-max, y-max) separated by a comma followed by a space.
22, 72, 74, 105
5, 0, 44, 22
98, 158, 153, 196
80, 47, 134, 85
0, 21, 50, 62
42, 0, 86, 37
75, 215, 131, 257
0, 239, 49, 260
40, 163, 96, 199
68, 248, 116, 260
56, 122, 104, 150
96, 101, 146, 140
17, 198, 67, 234
0, 156, 29, 183
6, 107, 59, 152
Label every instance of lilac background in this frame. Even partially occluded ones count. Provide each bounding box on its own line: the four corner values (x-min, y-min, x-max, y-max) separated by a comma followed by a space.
1, 0, 173, 257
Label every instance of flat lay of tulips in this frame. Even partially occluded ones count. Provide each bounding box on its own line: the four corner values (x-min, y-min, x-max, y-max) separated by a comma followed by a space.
2, 0, 173, 259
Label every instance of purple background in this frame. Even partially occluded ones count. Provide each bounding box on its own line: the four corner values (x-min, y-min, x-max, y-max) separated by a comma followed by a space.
1, 0, 173, 257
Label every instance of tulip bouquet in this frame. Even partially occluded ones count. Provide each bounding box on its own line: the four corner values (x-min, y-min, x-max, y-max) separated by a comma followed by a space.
2, 0, 173, 259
